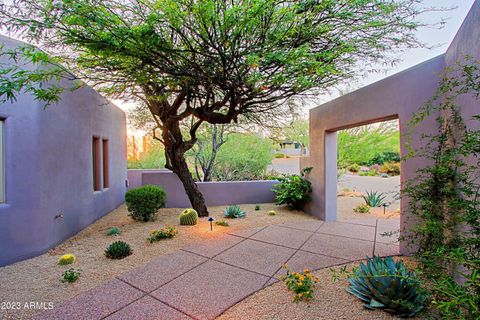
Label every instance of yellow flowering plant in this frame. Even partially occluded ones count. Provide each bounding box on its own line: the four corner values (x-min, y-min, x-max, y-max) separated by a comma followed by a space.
147, 226, 177, 243
58, 254, 76, 265
280, 265, 319, 302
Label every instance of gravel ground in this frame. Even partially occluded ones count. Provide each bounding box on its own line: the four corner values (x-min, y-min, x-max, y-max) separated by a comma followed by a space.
0, 203, 315, 320
218, 260, 425, 320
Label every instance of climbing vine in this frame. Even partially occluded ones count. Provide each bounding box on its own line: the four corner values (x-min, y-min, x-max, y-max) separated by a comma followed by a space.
404, 57, 480, 319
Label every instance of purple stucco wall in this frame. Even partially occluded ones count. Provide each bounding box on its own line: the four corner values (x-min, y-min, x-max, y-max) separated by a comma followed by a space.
301, 0, 480, 254
0, 36, 127, 266
128, 169, 277, 208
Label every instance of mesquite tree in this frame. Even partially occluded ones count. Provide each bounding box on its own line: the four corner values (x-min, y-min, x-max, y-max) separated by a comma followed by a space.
0, 0, 427, 216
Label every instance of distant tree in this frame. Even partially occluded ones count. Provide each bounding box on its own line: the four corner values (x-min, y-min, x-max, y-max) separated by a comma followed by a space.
284, 118, 309, 155
0, 0, 429, 216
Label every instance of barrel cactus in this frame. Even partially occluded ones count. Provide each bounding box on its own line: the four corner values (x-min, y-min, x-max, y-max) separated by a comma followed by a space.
347, 256, 427, 317
58, 254, 76, 265
179, 208, 198, 226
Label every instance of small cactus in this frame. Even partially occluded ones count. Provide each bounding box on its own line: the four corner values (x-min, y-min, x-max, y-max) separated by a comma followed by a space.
268, 210, 276, 216
58, 254, 76, 265
254, 204, 260, 211
106, 227, 121, 236
179, 208, 198, 226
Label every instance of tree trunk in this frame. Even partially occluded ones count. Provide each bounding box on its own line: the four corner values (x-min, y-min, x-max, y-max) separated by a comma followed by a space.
162, 122, 209, 217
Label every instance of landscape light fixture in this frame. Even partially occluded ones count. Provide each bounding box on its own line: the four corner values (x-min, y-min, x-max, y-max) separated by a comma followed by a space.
208, 217, 215, 231
382, 203, 389, 215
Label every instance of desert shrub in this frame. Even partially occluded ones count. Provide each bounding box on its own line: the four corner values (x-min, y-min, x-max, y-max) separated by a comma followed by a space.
125, 185, 166, 221
105, 241, 132, 259
58, 254, 76, 265
61, 268, 81, 283
362, 191, 386, 207
268, 210, 276, 216
215, 220, 229, 227
359, 168, 378, 176
223, 205, 246, 218
179, 208, 198, 226
275, 152, 285, 158
106, 227, 121, 236
353, 204, 370, 213
281, 265, 319, 302
347, 256, 427, 317
273, 167, 312, 209
380, 162, 400, 175
367, 151, 400, 165
213, 133, 273, 181
254, 204, 260, 211
347, 163, 360, 172
148, 226, 177, 243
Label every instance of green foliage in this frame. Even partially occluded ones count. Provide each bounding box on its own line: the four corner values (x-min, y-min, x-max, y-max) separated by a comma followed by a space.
338, 121, 400, 168
347, 163, 360, 172
105, 241, 132, 259
106, 227, 121, 236
125, 185, 167, 222
358, 168, 378, 177
353, 204, 370, 214
61, 268, 81, 283
281, 265, 319, 302
368, 151, 400, 166
148, 226, 178, 243
179, 208, 199, 226
273, 167, 313, 210
223, 205, 246, 219
404, 59, 480, 319
362, 191, 386, 207
215, 220, 229, 227
213, 134, 273, 181
127, 140, 166, 169
58, 254, 76, 265
254, 204, 260, 211
347, 256, 427, 317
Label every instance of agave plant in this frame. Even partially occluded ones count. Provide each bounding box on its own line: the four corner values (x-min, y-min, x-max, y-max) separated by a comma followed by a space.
347, 256, 427, 317
223, 205, 246, 218
362, 190, 386, 207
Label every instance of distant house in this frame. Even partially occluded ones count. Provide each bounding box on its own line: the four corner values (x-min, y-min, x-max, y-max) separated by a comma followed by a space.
277, 140, 308, 156
0, 36, 127, 266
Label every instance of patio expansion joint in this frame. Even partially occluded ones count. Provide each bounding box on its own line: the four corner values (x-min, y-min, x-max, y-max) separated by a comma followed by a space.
273, 221, 325, 232
314, 230, 376, 243
262, 220, 326, 288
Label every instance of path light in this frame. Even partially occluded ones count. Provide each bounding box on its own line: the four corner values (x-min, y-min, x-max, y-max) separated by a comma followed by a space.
208, 217, 215, 231
382, 203, 389, 215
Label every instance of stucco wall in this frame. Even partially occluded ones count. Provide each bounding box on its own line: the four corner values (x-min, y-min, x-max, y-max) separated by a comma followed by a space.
0, 36, 127, 266
128, 169, 277, 208
301, 0, 480, 254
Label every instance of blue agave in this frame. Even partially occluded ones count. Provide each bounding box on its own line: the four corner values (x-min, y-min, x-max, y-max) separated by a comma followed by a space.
347, 256, 427, 317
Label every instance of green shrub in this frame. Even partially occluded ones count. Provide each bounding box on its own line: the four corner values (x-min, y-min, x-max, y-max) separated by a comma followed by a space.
359, 168, 378, 176
380, 162, 400, 175
362, 191, 386, 207
215, 220, 229, 227
106, 227, 121, 236
275, 152, 285, 158
353, 204, 370, 213
125, 185, 166, 221
148, 226, 177, 243
273, 167, 313, 210
347, 256, 426, 317
367, 151, 400, 165
61, 268, 81, 283
105, 241, 132, 259
179, 209, 198, 226
58, 254, 76, 265
347, 163, 360, 172
254, 204, 260, 211
223, 205, 246, 218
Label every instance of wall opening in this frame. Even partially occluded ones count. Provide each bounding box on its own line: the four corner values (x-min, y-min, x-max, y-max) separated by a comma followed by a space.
102, 139, 109, 189
332, 119, 401, 223
92, 136, 101, 191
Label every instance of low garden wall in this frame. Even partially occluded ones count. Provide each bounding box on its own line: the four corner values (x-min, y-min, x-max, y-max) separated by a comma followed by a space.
127, 169, 278, 208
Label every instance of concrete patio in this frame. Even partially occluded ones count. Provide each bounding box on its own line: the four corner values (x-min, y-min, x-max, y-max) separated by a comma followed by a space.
34, 219, 399, 320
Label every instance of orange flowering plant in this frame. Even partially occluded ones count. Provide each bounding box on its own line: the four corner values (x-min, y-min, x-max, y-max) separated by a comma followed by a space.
148, 226, 177, 243
280, 265, 319, 302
